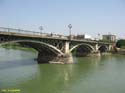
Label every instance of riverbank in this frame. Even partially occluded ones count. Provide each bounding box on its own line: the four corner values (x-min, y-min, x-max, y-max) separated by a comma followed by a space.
111, 51, 125, 55
0, 43, 37, 52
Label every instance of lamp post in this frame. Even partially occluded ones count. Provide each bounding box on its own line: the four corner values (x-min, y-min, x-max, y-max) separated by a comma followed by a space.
68, 24, 72, 40
98, 33, 100, 40
39, 26, 43, 35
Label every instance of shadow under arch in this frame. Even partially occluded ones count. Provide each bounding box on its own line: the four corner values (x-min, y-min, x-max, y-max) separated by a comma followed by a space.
70, 43, 95, 57
98, 45, 108, 53
0, 40, 64, 63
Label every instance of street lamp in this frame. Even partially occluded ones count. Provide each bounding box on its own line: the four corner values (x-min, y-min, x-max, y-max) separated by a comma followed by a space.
39, 26, 43, 35
68, 24, 72, 40
98, 33, 100, 40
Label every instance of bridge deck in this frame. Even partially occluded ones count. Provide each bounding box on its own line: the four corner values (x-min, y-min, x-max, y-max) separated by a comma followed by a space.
0, 27, 113, 45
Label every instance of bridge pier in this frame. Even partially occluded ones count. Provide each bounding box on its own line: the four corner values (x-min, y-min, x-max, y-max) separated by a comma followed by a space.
94, 44, 99, 52
37, 52, 57, 63
37, 52, 73, 64
108, 45, 113, 51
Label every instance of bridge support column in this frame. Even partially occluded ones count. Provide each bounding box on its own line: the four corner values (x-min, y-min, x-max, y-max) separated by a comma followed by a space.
108, 45, 113, 51
92, 44, 101, 56
94, 44, 99, 52
62, 41, 73, 63
63, 41, 70, 54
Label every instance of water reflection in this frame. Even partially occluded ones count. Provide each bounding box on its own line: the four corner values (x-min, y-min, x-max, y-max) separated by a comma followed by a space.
0, 63, 40, 88
0, 48, 39, 88
0, 59, 36, 70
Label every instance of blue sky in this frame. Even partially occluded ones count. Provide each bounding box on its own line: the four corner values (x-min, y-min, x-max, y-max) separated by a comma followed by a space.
0, 0, 125, 38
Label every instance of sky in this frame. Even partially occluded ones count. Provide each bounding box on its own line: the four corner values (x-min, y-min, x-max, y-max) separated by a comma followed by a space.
0, 0, 125, 39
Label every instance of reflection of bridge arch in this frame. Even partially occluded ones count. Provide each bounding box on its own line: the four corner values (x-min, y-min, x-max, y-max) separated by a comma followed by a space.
70, 43, 94, 53
0, 40, 64, 56
98, 45, 108, 53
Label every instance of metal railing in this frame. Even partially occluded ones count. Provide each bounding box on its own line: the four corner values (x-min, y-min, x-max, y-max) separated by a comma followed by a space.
0, 27, 68, 39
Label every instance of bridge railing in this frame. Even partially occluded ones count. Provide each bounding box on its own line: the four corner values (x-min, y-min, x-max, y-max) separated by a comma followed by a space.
0, 27, 68, 39
0, 27, 40, 35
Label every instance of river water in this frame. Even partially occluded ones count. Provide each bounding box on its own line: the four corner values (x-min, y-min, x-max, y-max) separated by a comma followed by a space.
0, 47, 125, 93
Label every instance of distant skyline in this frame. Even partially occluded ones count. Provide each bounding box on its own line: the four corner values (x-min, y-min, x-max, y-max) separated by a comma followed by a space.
0, 0, 125, 39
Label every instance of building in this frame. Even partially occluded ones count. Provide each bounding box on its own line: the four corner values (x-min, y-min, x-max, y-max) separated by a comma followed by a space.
102, 34, 116, 42
76, 34, 92, 40
76, 35, 85, 39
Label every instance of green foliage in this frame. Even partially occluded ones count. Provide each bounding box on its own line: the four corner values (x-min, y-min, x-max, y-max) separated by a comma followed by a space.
116, 39, 125, 48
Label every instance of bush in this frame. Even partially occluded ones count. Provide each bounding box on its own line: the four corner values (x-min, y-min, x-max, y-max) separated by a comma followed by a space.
116, 39, 125, 48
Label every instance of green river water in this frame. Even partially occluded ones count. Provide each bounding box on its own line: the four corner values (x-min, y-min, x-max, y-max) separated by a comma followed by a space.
0, 47, 125, 93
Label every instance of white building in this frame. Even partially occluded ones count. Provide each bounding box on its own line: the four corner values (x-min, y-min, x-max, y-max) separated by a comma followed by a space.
76, 34, 93, 40
102, 34, 116, 42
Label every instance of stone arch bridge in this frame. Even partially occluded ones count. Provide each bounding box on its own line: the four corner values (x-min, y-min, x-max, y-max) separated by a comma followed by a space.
0, 27, 113, 63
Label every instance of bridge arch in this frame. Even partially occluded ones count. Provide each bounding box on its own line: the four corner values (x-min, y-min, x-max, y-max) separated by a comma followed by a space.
0, 40, 64, 63
70, 43, 95, 52
98, 45, 108, 53
70, 43, 95, 56
0, 40, 64, 56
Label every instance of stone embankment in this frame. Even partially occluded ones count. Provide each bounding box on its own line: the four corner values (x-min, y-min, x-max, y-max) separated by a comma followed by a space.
111, 48, 125, 55
116, 50, 125, 55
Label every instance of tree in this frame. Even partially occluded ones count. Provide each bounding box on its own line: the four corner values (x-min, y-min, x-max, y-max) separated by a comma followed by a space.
116, 39, 125, 48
